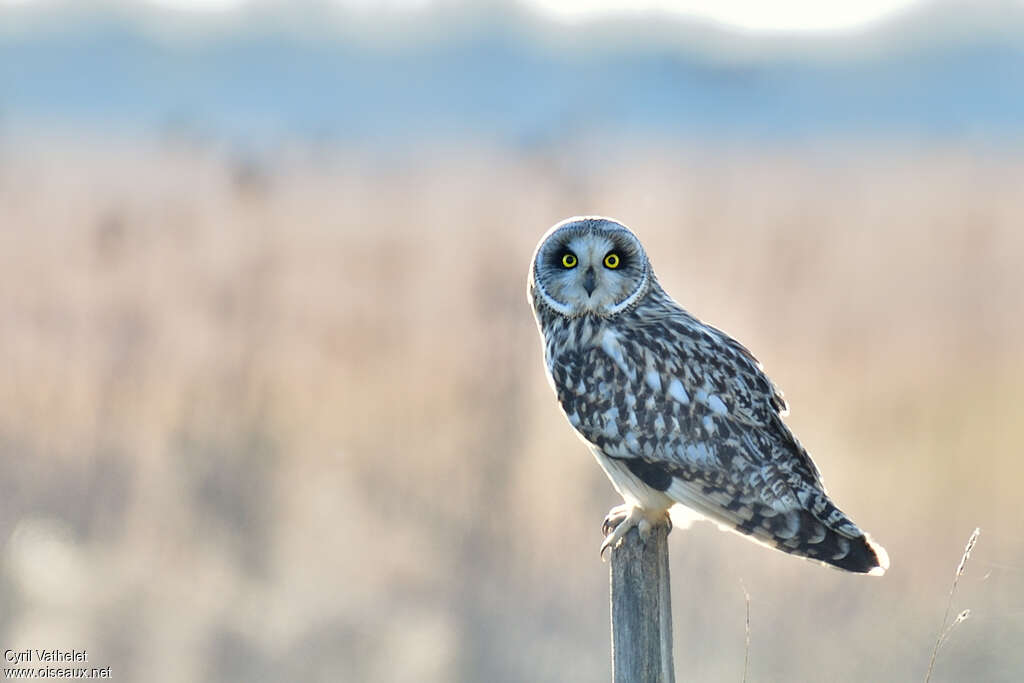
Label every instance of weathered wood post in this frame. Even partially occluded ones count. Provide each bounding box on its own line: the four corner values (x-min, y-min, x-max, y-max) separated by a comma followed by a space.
609, 525, 675, 683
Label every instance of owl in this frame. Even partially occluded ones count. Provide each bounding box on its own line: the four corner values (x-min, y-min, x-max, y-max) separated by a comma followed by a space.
528, 216, 888, 574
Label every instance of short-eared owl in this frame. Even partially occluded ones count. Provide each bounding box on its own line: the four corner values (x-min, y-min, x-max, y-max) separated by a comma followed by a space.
528, 216, 888, 574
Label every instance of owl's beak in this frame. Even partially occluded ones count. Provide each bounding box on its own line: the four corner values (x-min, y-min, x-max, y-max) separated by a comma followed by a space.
582, 267, 596, 296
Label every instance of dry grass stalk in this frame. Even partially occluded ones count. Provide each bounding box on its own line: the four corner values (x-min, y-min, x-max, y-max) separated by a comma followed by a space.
925, 527, 980, 683
741, 580, 751, 683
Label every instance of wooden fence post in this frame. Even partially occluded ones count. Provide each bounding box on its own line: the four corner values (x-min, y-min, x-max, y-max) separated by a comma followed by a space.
609, 525, 675, 683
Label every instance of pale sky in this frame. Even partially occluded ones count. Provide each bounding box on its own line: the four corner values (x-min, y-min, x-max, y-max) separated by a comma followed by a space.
523, 0, 926, 31
3, 0, 934, 33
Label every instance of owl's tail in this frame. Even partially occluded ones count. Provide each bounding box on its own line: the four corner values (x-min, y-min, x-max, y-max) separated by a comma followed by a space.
666, 478, 890, 575
739, 508, 890, 575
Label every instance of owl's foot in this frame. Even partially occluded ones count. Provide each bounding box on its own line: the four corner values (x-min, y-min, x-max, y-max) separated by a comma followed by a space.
600, 504, 671, 560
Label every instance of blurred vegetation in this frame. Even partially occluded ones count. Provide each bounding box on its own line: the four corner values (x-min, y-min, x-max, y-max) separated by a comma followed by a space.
1, 137, 1022, 682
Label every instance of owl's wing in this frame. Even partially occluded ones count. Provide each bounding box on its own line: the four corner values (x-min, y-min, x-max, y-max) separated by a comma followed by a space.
585, 316, 821, 488
561, 317, 882, 570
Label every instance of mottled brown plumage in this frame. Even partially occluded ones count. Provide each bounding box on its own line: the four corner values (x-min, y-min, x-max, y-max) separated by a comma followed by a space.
529, 216, 888, 574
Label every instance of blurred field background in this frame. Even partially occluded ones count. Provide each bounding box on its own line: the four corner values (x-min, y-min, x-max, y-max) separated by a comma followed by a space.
2, 1, 1024, 682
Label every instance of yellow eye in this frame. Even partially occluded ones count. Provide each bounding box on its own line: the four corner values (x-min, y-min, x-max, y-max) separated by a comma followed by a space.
561, 253, 578, 268
604, 253, 620, 269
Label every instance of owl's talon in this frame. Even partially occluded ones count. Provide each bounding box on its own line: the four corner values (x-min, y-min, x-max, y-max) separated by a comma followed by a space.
601, 505, 654, 560
637, 517, 653, 541
600, 505, 671, 560
599, 525, 627, 559
602, 503, 631, 537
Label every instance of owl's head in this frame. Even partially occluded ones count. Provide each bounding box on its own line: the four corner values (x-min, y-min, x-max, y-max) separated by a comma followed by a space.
529, 216, 652, 318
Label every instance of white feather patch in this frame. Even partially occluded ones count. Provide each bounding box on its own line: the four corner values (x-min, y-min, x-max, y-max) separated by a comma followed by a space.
600, 329, 633, 377
668, 378, 690, 404
707, 395, 728, 414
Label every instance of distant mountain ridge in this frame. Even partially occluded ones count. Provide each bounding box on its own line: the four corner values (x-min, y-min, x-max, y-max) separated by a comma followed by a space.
2, 0, 1022, 146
